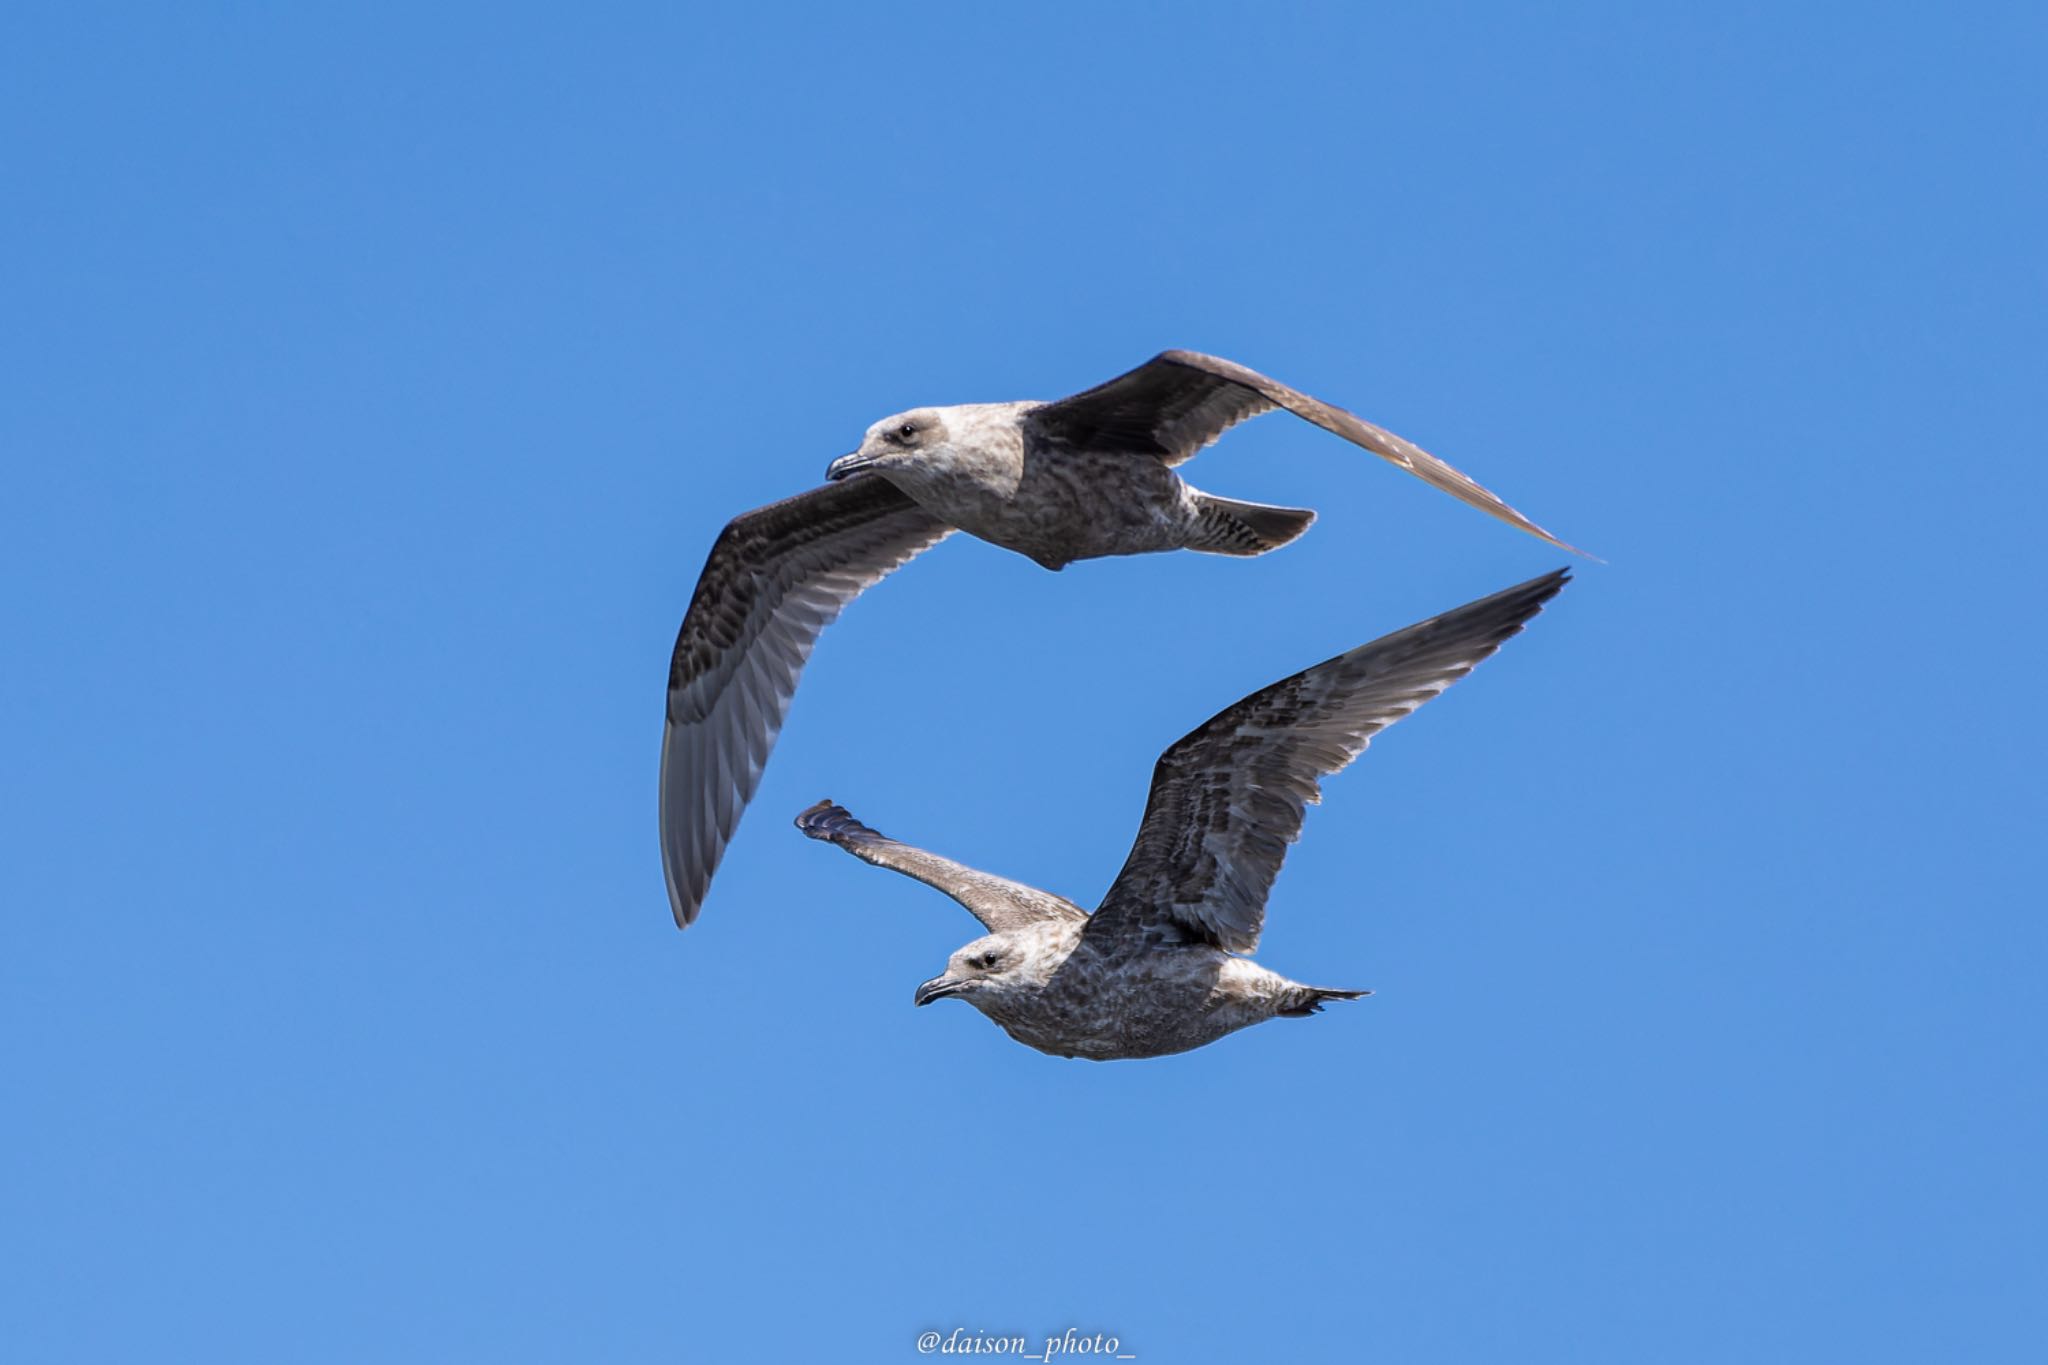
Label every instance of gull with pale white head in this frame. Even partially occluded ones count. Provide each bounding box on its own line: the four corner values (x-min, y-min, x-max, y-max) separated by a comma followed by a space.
661, 350, 1583, 929
794, 568, 1569, 1060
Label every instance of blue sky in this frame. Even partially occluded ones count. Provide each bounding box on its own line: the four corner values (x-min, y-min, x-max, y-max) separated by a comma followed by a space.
3, 3, 2043, 1361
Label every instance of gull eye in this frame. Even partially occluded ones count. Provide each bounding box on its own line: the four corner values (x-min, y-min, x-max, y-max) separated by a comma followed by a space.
895, 423, 917, 441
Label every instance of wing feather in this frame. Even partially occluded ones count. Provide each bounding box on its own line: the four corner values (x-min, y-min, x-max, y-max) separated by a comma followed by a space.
1084, 569, 1570, 954
793, 799, 1086, 933
1026, 350, 1583, 554
660, 477, 952, 928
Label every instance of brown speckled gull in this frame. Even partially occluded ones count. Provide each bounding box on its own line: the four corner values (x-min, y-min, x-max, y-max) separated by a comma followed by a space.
663, 351, 1581, 929
794, 568, 1569, 1060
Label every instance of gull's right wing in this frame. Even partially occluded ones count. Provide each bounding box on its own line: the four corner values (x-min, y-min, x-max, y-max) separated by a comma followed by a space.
795, 799, 1086, 933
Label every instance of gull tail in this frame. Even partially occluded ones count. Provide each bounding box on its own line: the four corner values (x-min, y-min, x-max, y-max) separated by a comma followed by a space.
1277, 986, 1372, 1018
1185, 492, 1316, 557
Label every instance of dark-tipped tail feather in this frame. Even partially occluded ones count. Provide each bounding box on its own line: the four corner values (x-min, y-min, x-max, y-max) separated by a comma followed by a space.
1277, 986, 1372, 1018
1185, 493, 1316, 557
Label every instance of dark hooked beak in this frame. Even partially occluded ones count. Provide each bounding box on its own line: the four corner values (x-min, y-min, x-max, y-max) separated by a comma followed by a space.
913, 974, 965, 1007
825, 451, 874, 482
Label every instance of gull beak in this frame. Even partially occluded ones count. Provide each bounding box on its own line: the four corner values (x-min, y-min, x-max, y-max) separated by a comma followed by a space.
825, 451, 874, 482
913, 974, 965, 1007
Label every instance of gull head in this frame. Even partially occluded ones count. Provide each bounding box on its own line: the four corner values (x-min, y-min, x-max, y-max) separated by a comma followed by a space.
913, 931, 1034, 1011
826, 408, 952, 482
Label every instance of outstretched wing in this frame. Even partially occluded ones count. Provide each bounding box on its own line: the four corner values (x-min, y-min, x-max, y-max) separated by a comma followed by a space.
661, 478, 952, 928
1025, 350, 1582, 554
795, 799, 1086, 933
1083, 569, 1569, 955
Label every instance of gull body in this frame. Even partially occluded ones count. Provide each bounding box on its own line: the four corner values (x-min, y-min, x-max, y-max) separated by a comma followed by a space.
830, 402, 1276, 570
908, 918, 1338, 1061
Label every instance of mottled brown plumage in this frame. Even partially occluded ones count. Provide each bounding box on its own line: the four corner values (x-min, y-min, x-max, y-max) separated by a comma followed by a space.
827, 349, 1582, 561
664, 350, 1581, 930
796, 569, 1569, 1060
660, 477, 950, 926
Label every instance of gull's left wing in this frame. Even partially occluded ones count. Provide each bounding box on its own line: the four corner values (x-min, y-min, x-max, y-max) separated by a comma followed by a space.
1083, 569, 1569, 955
1026, 349, 1584, 555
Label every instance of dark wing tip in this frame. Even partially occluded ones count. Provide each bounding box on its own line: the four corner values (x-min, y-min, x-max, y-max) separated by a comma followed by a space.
1432, 565, 1571, 650
794, 798, 845, 837
795, 798, 875, 844
664, 817, 713, 929
1491, 565, 1572, 620
1510, 563, 1572, 602
668, 874, 706, 930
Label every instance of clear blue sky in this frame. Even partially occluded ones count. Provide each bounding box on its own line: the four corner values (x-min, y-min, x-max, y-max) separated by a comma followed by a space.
4, 4, 2042, 1361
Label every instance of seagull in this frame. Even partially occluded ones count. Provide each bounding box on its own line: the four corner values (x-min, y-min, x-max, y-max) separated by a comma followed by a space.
662, 351, 1581, 928
793, 568, 1569, 1060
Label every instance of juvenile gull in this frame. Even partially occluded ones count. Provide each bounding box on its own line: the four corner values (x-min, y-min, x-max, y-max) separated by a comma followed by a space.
794, 568, 1569, 1060
662, 350, 1581, 928
826, 348, 1580, 566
